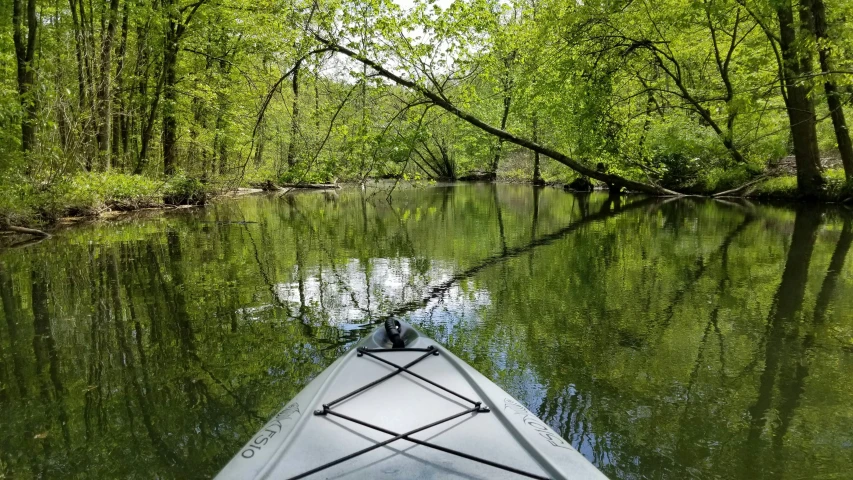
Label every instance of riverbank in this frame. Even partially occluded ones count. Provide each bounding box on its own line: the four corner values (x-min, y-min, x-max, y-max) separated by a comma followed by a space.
3, 170, 852, 245
0, 172, 265, 240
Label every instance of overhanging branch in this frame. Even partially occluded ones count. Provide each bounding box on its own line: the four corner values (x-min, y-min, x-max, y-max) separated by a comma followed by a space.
313, 35, 678, 195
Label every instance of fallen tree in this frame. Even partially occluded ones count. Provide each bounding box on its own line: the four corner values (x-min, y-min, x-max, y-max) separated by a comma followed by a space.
313, 36, 679, 196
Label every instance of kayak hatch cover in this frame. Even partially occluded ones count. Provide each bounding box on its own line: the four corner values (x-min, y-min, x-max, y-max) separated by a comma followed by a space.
215, 320, 608, 479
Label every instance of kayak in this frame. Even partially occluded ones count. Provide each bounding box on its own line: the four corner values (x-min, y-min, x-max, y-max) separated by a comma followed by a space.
215, 320, 607, 479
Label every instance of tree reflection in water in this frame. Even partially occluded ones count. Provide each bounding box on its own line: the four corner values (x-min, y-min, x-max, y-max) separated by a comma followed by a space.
0, 185, 851, 479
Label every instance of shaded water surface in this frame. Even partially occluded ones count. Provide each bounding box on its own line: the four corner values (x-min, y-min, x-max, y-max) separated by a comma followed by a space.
1, 185, 852, 479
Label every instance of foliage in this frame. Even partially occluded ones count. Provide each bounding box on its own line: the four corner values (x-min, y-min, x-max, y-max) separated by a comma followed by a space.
752, 175, 801, 197
62, 173, 164, 214
163, 173, 210, 205
0, 171, 215, 221
2, 0, 853, 223
750, 169, 850, 199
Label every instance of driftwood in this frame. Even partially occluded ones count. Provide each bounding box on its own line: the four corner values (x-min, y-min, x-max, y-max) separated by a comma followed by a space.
279, 183, 340, 189
565, 176, 594, 192
1, 223, 52, 238
712, 175, 768, 198
458, 171, 496, 182
252, 180, 340, 190
251, 180, 280, 191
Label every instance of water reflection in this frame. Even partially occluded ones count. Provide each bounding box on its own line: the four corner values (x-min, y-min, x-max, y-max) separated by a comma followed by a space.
1, 185, 852, 479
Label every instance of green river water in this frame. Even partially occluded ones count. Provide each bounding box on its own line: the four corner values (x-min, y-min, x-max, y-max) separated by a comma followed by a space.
1, 184, 852, 479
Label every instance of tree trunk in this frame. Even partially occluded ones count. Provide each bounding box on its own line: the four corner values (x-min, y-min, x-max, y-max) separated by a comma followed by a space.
254, 121, 265, 167
136, 72, 163, 174
79, 0, 98, 167
776, 0, 824, 197
314, 67, 320, 130
96, 0, 121, 169
12, 0, 38, 159
491, 88, 511, 174
807, 0, 853, 180
112, 0, 130, 170
69, 0, 87, 109
216, 109, 228, 175
132, 16, 151, 174
286, 60, 302, 169
532, 115, 543, 185
162, 31, 179, 176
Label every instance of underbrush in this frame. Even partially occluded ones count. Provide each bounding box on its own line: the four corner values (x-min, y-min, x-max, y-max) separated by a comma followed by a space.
1, 172, 212, 226
163, 173, 210, 205
279, 164, 338, 184
749, 169, 850, 200
61, 173, 164, 215
751, 176, 799, 197
690, 166, 755, 193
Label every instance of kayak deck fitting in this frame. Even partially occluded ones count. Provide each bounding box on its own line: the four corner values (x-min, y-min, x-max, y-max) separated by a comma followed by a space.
215, 321, 607, 479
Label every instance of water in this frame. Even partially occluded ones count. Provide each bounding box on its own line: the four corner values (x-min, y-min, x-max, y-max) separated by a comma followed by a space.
1, 184, 852, 479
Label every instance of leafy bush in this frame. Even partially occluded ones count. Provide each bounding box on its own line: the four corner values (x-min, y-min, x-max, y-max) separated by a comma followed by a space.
750, 170, 850, 200
823, 169, 851, 200
1, 172, 167, 221
0, 174, 36, 223
644, 117, 728, 165
164, 173, 209, 205
61, 172, 162, 215
694, 165, 754, 193
279, 164, 336, 185
655, 153, 702, 188
751, 176, 799, 197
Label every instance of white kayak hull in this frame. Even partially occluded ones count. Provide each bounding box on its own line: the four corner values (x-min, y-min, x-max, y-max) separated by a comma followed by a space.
215, 322, 607, 479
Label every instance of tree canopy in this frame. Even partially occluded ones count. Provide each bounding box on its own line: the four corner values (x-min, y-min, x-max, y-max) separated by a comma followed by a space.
2, 0, 853, 206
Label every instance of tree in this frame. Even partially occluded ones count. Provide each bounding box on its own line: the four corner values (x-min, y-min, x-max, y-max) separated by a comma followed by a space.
95, 0, 122, 168
806, 0, 853, 180
163, 0, 210, 176
12, 0, 38, 157
775, 0, 824, 196
314, 36, 676, 194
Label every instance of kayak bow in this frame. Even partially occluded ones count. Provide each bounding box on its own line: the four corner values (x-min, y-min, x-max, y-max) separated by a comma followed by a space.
215, 321, 607, 479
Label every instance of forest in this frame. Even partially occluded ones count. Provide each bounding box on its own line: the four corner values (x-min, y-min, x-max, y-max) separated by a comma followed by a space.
2, 0, 853, 227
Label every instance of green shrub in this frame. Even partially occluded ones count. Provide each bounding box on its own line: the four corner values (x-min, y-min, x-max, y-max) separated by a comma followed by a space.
655, 153, 701, 188
59, 172, 162, 215
164, 173, 209, 205
2, 172, 168, 221
823, 169, 851, 201
0, 174, 36, 223
751, 176, 799, 197
279, 164, 336, 185
731, 170, 852, 200
694, 165, 755, 193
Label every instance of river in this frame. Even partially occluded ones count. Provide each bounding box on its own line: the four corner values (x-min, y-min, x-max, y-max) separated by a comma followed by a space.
1, 184, 852, 479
